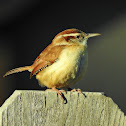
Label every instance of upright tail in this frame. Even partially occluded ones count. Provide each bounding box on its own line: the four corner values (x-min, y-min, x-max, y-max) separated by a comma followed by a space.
3, 66, 32, 77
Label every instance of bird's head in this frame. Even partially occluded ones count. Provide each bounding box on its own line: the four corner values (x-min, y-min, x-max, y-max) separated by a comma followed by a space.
52, 28, 100, 46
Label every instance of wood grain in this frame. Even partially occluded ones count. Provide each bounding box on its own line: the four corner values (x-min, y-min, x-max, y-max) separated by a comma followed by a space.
0, 90, 125, 126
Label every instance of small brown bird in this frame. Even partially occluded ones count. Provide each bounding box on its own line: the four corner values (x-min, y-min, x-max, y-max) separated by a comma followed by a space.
3, 28, 100, 98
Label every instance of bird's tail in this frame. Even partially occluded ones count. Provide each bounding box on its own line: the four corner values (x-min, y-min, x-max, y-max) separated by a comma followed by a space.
3, 66, 32, 77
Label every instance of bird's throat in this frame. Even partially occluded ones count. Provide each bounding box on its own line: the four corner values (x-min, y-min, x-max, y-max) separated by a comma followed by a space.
82, 39, 87, 47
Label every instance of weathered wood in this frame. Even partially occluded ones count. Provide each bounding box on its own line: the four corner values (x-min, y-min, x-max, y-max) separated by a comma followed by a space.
0, 90, 125, 126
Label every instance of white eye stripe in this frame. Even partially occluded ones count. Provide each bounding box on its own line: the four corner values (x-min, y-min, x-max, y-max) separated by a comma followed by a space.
57, 33, 81, 38
62, 33, 81, 37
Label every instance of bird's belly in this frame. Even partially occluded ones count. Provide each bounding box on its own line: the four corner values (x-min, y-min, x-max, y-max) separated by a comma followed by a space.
36, 48, 88, 88
68, 50, 88, 86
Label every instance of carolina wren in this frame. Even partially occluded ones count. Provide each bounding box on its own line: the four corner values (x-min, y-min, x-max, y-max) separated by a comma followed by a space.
3, 28, 100, 98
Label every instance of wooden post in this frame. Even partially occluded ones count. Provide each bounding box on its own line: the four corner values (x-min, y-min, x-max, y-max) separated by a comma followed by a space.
0, 90, 126, 126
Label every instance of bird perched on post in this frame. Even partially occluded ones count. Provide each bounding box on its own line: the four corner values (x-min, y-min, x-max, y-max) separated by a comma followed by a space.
3, 28, 100, 98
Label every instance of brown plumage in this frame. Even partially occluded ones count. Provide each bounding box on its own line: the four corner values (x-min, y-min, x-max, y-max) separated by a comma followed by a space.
30, 45, 65, 78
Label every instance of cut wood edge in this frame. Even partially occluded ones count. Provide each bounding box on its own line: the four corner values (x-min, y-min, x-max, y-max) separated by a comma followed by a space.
0, 90, 125, 126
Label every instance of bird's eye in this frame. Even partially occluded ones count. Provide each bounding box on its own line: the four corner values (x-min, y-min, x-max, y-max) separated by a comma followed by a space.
76, 35, 80, 39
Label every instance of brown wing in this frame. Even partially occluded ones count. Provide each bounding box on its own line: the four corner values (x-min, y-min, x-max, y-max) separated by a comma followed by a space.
30, 45, 65, 78
30, 60, 51, 78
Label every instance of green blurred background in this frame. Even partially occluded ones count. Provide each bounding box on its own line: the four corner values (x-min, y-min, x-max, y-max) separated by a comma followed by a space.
0, 1, 126, 114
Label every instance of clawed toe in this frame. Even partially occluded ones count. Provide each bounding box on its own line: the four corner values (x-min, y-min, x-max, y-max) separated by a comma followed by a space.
71, 88, 82, 93
70, 88, 86, 97
45, 87, 67, 103
59, 89, 67, 94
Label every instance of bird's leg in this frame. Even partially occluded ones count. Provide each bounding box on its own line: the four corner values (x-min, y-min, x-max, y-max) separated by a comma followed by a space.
45, 87, 66, 100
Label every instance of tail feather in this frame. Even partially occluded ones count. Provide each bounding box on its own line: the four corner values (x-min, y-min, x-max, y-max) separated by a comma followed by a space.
3, 66, 32, 77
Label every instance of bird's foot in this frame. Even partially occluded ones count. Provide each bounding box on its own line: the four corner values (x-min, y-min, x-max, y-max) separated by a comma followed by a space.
45, 87, 67, 103
70, 88, 82, 93
70, 88, 86, 97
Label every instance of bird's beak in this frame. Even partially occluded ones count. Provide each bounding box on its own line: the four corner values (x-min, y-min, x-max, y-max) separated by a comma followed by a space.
85, 33, 101, 39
